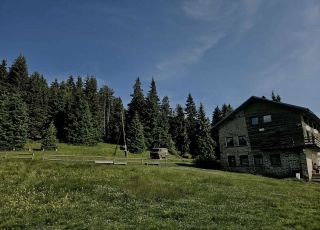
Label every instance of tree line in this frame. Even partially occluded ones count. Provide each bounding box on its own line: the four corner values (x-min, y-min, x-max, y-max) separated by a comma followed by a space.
0, 55, 280, 163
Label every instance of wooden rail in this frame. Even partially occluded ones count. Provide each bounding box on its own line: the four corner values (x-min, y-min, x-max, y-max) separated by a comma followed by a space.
304, 136, 320, 148
0, 152, 34, 160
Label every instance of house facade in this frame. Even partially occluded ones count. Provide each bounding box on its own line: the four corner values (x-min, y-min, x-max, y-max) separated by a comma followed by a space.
214, 96, 320, 180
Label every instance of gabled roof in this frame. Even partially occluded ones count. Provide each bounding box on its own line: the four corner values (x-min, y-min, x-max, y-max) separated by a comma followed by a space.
213, 96, 320, 129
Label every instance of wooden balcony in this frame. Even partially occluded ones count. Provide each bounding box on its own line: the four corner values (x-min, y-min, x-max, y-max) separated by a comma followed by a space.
304, 136, 320, 149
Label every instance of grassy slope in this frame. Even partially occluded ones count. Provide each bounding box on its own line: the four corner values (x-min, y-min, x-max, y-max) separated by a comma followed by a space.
0, 159, 319, 229
24, 141, 151, 158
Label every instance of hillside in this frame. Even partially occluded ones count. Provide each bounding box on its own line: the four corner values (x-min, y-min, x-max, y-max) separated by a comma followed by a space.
0, 158, 319, 229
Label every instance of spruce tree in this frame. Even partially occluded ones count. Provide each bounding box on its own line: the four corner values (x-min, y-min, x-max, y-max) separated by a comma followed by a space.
153, 96, 175, 152
41, 122, 58, 150
144, 78, 160, 148
99, 85, 115, 141
271, 91, 277, 101
84, 76, 100, 141
127, 113, 145, 153
171, 104, 190, 155
152, 112, 171, 149
221, 103, 233, 118
211, 106, 223, 127
0, 59, 8, 93
66, 75, 76, 91
107, 97, 125, 144
8, 55, 29, 95
53, 80, 70, 141
78, 101, 97, 145
26, 72, 49, 140
185, 93, 197, 155
0, 94, 28, 150
272, 91, 282, 102
126, 77, 146, 126
194, 103, 216, 166
211, 106, 223, 159
64, 78, 97, 145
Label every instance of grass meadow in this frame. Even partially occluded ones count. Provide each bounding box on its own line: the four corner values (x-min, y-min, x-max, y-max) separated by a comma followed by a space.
0, 143, 319, 229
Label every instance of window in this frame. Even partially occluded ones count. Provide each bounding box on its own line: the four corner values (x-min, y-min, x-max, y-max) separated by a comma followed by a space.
228, 156, 236, 167
238, 136, 247, 146
263, 115, 272, 123
254, 155, 263, 166
251, 117, 259, 125
240, 155, 249, 166
270, 154, 281, 166
226, 137, 234, 147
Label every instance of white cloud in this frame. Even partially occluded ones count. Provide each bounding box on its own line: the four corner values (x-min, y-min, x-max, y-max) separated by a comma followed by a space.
252, 2, 320, 114
155, 33, 225, 80
153, 0, 261, 81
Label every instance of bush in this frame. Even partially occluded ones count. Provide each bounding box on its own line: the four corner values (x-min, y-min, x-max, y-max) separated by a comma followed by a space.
193, 154, 219, 169
41, 122, 58, 150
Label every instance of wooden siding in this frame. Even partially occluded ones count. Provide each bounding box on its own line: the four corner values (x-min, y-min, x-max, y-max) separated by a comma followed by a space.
243, 101, 305, 150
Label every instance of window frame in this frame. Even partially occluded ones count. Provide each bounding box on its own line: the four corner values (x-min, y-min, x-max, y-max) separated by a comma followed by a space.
238, 135, 248, 146
270, 154, 281, 166
225, 137, 234, 147
240, 155, 249, 167
254, 155, 263, 166
263, 115, 272, 123
228, 156, 236, 167
251, 117, 259, 125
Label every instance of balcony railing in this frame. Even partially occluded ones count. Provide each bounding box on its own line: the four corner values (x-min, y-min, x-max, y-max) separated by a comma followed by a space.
304, 135, 320, 148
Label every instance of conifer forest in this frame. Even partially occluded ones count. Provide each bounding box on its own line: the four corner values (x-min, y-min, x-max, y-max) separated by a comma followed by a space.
0, 55, 235, 161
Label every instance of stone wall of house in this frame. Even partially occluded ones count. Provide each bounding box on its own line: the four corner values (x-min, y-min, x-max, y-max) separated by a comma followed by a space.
218, 111, 252, 168
223, 149, 303, 178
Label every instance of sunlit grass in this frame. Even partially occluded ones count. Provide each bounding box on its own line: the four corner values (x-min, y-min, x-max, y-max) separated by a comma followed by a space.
0, 158, 319, 229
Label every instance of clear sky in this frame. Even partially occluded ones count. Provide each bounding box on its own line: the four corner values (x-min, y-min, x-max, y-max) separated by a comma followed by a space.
0, 0, 319, 116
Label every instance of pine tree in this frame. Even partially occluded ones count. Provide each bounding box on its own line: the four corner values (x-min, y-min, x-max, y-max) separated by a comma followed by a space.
144, 78, 160, 148
52, 80, 70, 141
152, 113, 171, 149
0, 59, 8, 93
64, 78, 97, 145
272, 91, 282, 102
66, 75, 76, 91
221, 103, 233, 118
0, 94, 28, 150
271, 91, 276, 101
78, 101, 97, 145
194, 103, 216, 167
84, 76, 100, 141
26, 72, 49, 140
211, 106, 223, 159
107, 97, 125, 144
127, 113, 145, 153
276, 95, 281, 102
99, 85, 115, 141
153, 96, 175, 152
126, 77, 146, 126
171, 104, 190, 155
41, 122, 58, 150
185, 93, 197, 155
8, 55, 29, 95
211, 106, 223, 127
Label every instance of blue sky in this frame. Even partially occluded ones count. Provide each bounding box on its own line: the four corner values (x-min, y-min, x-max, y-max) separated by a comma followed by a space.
0, 0, 319, 116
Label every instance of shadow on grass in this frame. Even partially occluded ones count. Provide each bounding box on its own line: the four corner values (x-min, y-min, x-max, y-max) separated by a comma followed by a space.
175, 162, 196, 168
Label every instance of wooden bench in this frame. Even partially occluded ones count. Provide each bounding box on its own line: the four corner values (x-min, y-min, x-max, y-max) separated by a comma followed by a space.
144, 162, 160, 166
94, 160, 114, 165
113, 161, 127, 165
16, 153, 34, 160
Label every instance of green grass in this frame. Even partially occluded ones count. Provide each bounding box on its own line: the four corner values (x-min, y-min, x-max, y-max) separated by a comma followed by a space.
24, 141, 151, 158
0, 158, 319, 229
